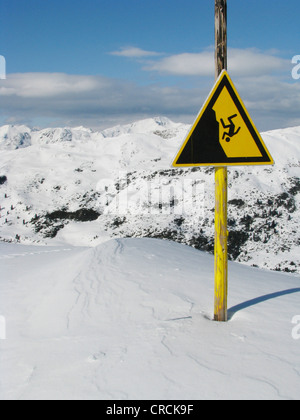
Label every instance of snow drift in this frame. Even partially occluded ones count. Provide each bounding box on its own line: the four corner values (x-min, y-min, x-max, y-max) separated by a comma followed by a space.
0, 238, 299, 400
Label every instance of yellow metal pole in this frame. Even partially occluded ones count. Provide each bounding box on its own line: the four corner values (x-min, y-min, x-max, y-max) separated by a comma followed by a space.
214, 167, 228, 321
214, 0, 228, 322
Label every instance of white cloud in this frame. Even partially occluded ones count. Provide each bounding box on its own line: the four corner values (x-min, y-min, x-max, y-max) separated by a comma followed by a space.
0, 73, 102, 98
0, 72, 203, 129
229, 48, 289, 77
144, 50, 214, 76
110, 47, 162, 58
0, 68, 299, 132
144, 48, 289, 77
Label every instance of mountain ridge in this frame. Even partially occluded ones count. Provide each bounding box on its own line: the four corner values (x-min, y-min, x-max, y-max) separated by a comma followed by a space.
0, 117, 299, 274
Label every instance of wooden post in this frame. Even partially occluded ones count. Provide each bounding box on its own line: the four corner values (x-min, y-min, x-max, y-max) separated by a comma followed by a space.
214, 0, 228, 322
215, 0, 227, 78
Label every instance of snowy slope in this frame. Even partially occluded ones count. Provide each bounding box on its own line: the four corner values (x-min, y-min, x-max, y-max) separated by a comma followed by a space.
0, 238, 299, 400
0, 117, 299, 274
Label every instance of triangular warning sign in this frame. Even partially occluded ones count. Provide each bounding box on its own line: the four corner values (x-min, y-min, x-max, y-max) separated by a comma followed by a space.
173, 70, 274, 167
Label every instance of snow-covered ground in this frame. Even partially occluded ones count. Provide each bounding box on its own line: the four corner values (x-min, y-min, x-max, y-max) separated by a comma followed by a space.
0, 238, 299, 400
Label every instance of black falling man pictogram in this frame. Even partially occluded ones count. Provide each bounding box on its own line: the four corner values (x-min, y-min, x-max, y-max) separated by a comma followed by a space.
221, 114, 241, 143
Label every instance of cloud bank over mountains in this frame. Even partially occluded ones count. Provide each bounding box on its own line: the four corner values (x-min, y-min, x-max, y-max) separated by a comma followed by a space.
0, 47, 298, 130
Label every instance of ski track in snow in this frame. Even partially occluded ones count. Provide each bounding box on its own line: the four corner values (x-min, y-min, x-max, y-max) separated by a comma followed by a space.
0, 248, 72, 260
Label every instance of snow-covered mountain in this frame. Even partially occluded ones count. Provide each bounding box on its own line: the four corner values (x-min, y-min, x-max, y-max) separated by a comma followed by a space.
0, 117, 299, 274
0, 125, 32, 150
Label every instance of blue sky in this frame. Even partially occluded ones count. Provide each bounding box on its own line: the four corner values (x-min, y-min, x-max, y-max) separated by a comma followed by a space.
1, 0, 300, 130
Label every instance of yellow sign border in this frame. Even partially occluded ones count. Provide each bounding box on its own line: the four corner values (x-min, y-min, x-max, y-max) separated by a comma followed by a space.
172, 70, 274, 167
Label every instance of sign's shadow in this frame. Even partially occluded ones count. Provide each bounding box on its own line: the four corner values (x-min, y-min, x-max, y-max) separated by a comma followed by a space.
228, 288, 300, 320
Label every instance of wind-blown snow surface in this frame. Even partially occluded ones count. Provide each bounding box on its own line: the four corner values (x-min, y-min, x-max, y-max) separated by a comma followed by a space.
0, 117, 299, 274
0, 238, 299, 400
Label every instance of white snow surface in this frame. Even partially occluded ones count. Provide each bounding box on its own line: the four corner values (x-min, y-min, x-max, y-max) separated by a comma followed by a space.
0, 238, 299, 400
